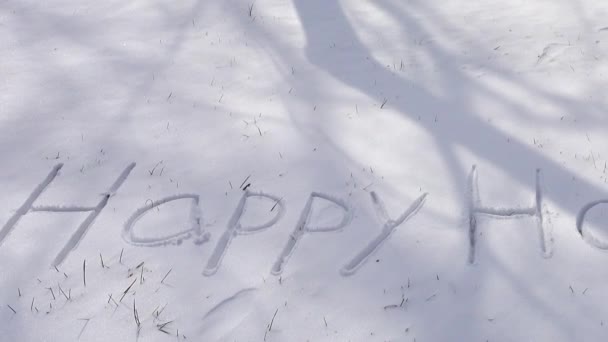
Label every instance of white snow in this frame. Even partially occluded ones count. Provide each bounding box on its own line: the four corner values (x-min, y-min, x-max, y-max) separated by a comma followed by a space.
1, 0, 608, 340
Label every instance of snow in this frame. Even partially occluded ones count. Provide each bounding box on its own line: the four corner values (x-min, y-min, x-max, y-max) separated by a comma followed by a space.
1, 0, 608, 340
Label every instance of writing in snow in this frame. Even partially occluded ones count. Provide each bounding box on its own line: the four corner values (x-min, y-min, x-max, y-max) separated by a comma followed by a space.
0, 163, 605, 276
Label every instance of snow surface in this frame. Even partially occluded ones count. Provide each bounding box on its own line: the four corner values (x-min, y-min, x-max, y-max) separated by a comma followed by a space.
2, 0, 608, 340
